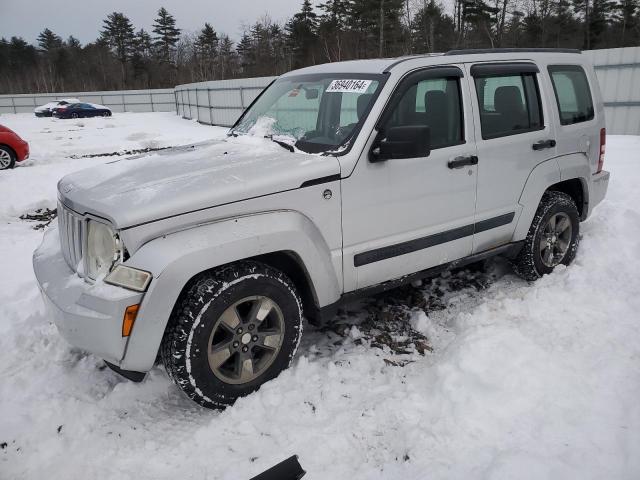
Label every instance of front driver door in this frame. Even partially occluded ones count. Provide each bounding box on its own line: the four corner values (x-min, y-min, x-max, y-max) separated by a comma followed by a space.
341, 65, 479, 291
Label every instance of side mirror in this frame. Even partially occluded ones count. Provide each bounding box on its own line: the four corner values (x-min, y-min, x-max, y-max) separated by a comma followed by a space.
370, 125, 431, 162
305, 88, 319, 100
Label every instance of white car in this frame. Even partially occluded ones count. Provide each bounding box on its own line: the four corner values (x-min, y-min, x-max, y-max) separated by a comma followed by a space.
34, 48, 610, 409
34, 98, 80, 117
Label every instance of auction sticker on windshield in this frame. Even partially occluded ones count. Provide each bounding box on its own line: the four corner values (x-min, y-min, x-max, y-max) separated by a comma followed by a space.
326, 79, 372, 93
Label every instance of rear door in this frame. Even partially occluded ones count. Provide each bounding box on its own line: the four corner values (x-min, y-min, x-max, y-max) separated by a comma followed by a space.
467, 61, 557, 253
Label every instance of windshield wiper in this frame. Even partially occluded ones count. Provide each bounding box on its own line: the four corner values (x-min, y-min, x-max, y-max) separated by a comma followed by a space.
265, 135, 295, 153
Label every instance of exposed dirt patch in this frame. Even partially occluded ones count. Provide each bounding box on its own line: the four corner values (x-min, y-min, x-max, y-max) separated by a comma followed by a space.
317, 262, 498, 362
20, 208, 57, 230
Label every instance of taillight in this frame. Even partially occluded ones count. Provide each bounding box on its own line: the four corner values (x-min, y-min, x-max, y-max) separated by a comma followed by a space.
597, 127, 606, 173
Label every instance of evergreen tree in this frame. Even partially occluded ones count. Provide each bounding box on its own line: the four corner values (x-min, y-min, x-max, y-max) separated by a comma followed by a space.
100, 12, 135, 86
196, 23, 219, 58
412, 0, 456, 53
616, 0, 639, 45
286, 0, 319, 68
131, 29, 153, 86
318, 0, 350, 60
66, 36, 81, 50
462, 0, 500, 47
37, 28, 63, 52
236, 32, 255, 76
218, 34, 236, 79
152, 7, 181, 64
195, 23, 219, 80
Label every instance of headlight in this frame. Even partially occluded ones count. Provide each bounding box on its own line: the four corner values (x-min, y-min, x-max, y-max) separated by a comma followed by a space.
86, 220, 121, 280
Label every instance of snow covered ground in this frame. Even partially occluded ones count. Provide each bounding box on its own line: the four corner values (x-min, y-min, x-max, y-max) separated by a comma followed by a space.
1, 112, 639, 480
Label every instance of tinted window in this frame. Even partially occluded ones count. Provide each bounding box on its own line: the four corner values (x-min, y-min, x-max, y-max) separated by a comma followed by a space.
383, 76, 463, 150
474, 73, 543, 139
548, 65, 594, 125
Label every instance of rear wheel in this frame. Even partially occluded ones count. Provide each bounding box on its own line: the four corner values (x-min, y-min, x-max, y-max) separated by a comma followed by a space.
0, 145, 16, 170
161, 261, 303, 409
513, 191, 579, 280
71, 113, 78, 119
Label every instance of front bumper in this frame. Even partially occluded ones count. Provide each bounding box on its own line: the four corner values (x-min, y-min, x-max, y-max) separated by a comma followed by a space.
33, 226, 144, 367
587, 170, 610, 217
15, 140, 29, 162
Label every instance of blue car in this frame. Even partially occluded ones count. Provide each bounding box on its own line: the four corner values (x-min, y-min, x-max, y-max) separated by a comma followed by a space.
53, 103, 112, 119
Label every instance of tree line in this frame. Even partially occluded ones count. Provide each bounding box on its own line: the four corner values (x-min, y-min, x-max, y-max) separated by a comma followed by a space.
1, 0, 638, 94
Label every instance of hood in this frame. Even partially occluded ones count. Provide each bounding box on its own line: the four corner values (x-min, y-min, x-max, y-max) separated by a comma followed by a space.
58, 136, 341, 228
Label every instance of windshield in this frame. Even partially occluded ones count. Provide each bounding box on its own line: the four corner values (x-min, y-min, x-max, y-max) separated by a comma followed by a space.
231, 74, 386, 154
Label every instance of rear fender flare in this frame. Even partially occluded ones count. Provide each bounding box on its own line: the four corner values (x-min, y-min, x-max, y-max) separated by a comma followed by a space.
513, 158, 561, 241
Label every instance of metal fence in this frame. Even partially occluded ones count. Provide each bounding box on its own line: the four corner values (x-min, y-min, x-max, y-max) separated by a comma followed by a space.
174, 77, 275, 127
175, 48, 640, 134
584, 46, 640, 135
1, 47, 638, 134
0, 88, 175, 114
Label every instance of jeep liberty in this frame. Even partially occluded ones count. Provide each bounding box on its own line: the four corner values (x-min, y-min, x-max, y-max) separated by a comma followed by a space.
34, 48, 610, 408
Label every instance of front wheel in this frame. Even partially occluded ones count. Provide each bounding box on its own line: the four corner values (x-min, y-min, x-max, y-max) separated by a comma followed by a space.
161, 261, 303, 409
513, 191, 580, 280
0, 145, 16, 170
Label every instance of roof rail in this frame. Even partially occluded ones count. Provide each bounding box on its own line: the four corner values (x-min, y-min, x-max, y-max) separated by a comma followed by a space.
444, 48, 581, 56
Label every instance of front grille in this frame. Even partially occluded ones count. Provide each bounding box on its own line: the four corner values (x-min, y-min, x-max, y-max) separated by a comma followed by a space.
58, 202, 84, 273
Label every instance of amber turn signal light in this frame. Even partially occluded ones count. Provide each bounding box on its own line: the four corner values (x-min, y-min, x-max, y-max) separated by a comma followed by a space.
122, 304, 140, 337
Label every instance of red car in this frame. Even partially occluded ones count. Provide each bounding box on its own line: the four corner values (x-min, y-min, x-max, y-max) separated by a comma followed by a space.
0, 125, 29, 170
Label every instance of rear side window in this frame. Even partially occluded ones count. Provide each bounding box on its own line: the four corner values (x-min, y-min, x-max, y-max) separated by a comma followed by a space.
474, 72, 543, 139
548, 65, 594, 125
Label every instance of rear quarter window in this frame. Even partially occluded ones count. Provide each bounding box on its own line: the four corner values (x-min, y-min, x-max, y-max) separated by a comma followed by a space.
548, 65, 594, 125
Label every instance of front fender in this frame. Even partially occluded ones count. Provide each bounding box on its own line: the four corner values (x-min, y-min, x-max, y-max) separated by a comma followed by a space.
120, 210, 340, 372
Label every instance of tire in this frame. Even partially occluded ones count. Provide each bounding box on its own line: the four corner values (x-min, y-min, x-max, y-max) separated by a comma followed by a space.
71, 113, 78, 119
102, 111, 111, 117
161, 261, 303, 409
513, 191, 580, 281
0, 145, 16, 170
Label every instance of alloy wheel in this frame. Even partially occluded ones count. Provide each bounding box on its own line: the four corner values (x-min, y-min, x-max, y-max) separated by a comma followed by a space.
539, 212, 572, 267
0, 149, 11, 168
207, 295, 285, 385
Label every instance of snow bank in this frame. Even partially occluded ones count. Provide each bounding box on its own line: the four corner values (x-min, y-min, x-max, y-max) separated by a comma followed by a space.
0, 114, 638, 480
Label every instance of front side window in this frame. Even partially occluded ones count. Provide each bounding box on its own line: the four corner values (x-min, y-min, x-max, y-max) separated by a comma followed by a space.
232, 74, 385, 154
474, 72, 543, 139
381, 76, 463, 150
548, 65, 594, 125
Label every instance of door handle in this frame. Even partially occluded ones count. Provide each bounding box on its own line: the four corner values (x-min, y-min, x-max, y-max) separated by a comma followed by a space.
448, 155, 478, 169
532, 139, 556, 150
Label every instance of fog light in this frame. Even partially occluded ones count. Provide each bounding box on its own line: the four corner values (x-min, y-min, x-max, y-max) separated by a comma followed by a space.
122, 304, 140, 337
105, 265, 152, 292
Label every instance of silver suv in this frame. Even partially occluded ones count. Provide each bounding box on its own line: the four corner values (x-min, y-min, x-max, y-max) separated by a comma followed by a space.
34, 49, 610, 408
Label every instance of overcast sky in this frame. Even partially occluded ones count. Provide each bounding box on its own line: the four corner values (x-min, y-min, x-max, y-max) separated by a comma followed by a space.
0, 0, 303, 45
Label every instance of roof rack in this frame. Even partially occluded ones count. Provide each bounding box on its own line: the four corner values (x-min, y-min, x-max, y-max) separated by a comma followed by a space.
445, 48, 581, 56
